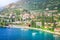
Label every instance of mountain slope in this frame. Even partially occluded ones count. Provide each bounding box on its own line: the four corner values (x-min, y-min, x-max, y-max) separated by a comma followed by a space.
0, 0, 60, 14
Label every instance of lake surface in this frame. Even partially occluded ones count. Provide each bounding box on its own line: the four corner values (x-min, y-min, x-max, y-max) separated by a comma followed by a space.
0, 27, 60, 40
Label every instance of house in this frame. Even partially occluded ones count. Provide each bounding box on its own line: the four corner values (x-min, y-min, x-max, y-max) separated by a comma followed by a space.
30, 15, 35, 19
22, 13, 30, 21
54, 28, 60, 33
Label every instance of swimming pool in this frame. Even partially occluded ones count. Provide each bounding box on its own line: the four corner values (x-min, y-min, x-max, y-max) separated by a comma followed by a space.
0, 27, 60, 40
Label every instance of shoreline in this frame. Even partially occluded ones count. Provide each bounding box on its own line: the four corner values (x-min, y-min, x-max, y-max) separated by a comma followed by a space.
9, 25, 60, 36
0, 25, 60, 36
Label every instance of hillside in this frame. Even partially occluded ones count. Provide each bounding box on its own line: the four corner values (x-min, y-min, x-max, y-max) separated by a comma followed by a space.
4, 0, 60, 10
0, 0, 60, 14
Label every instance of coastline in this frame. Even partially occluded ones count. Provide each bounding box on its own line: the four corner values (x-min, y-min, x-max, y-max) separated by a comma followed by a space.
0, 25, 60, 36
6, 25, 60, 36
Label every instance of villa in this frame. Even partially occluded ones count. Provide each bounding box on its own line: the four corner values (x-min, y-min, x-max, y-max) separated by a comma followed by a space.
54, 28, 60, 32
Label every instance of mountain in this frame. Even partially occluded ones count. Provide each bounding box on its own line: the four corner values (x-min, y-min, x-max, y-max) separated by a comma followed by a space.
0, 0, 60, 14
0, 7, 4, 11
13, 0, 60, 10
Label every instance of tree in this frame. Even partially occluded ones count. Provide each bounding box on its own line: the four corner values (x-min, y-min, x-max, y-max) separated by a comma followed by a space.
31, 20, 36, 27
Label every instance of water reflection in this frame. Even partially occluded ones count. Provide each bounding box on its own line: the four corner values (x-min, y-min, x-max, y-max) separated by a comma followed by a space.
53, 35, 60, 40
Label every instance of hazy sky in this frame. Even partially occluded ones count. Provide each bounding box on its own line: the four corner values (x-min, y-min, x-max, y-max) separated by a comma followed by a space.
0, 0, 19, 7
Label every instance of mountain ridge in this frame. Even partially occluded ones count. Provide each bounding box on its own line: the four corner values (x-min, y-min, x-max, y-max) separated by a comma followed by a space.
0, 0, 60, 14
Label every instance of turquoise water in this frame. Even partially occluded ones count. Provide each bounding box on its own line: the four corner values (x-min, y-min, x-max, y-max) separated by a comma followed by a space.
0, 27, 60, 40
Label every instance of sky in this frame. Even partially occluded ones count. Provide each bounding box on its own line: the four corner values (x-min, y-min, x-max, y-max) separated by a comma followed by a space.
0, 0, 19, 8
